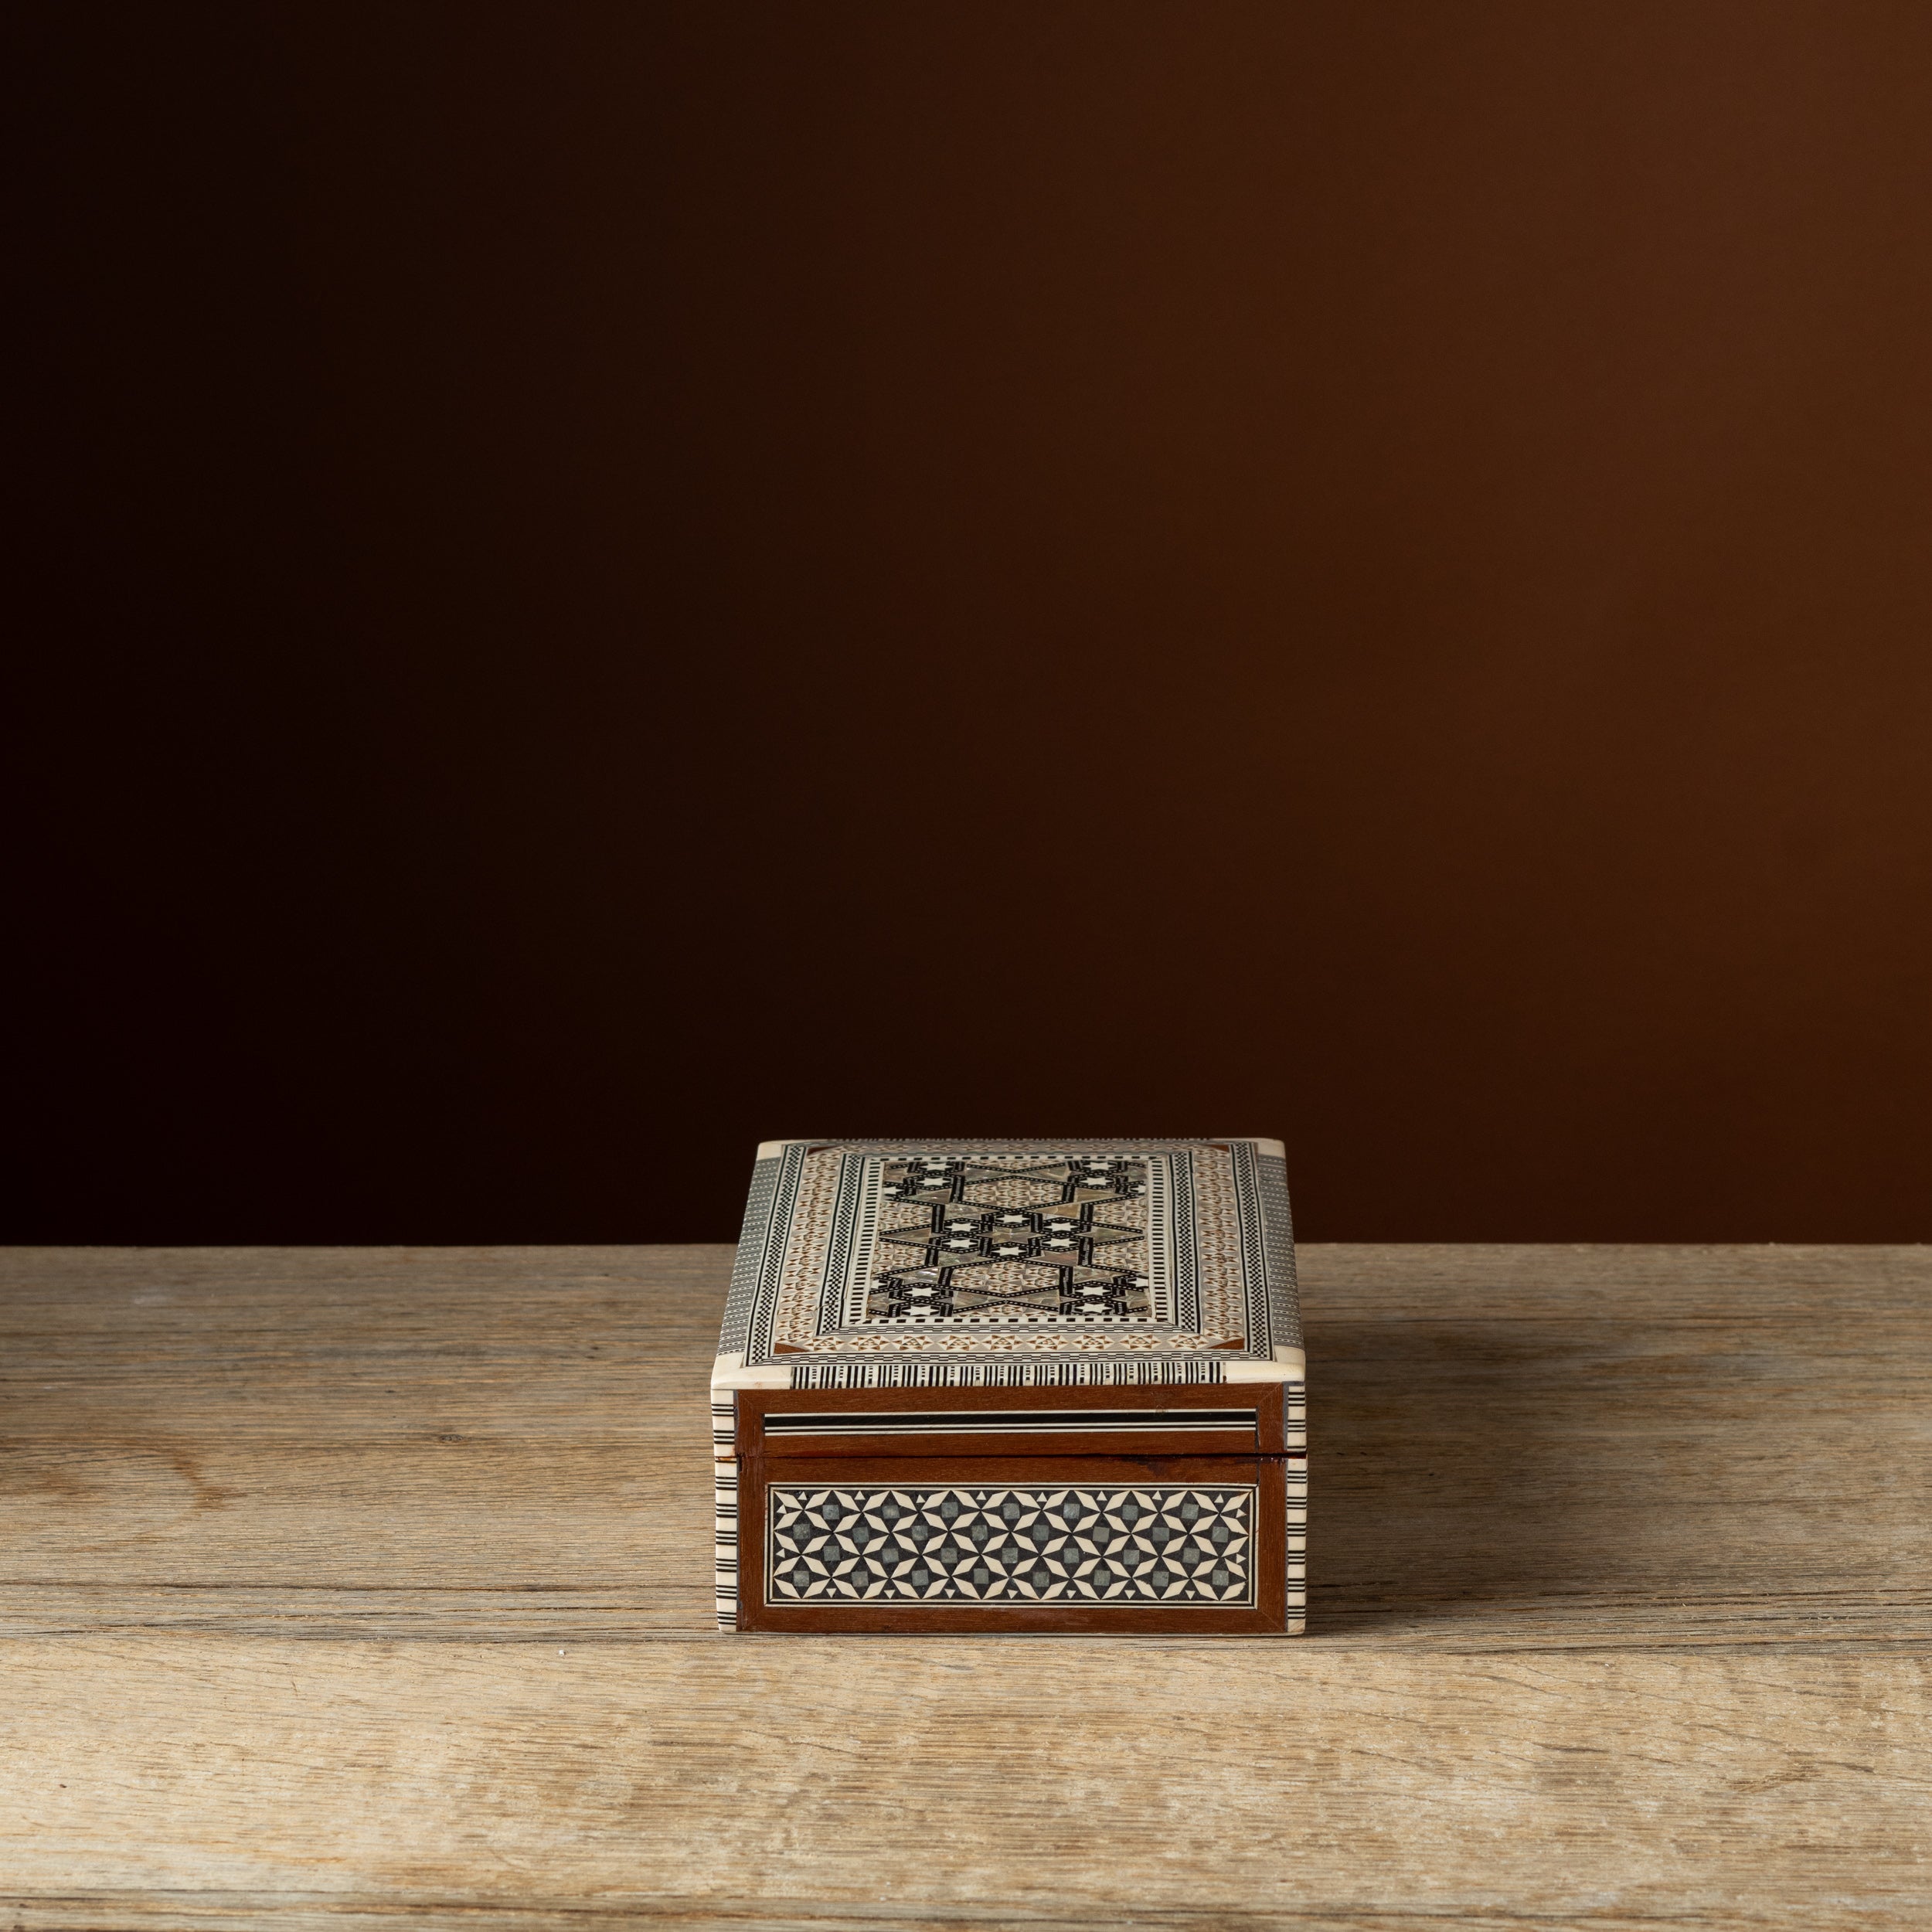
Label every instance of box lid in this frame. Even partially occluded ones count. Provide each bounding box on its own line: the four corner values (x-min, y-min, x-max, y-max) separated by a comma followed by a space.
713, 1139, 1299, 1391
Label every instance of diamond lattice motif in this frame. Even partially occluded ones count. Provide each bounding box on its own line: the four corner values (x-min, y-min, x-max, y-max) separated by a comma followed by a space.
766, 1485, 1254, 1604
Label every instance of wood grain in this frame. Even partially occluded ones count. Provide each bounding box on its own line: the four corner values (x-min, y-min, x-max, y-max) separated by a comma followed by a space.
2, 1243, 1928, 1929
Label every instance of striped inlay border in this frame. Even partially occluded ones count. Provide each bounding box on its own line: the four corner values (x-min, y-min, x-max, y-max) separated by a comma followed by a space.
761, 1407, 1260, 1438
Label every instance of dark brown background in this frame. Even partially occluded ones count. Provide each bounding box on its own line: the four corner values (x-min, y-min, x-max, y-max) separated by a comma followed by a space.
8, 2, 1930, 1243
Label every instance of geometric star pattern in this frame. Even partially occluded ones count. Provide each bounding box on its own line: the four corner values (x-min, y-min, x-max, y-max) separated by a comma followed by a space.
864, 1154, 1156, 1324
766, 1485, 1254, 1604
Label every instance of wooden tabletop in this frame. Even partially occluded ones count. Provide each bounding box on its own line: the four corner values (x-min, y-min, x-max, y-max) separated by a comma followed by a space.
2, 1244, 1927, 1930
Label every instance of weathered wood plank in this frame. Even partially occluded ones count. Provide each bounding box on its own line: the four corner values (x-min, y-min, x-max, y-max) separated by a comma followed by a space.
0, 1247, 720, 1440
4, 1246, 1926, 1648
2, 1638, 1927, 1926
1, 1243, 1927, 1927
9, 1903, 1921, 1932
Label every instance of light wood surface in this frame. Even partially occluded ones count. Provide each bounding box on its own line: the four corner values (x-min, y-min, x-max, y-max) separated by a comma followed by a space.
2, 1243, 1927, 1930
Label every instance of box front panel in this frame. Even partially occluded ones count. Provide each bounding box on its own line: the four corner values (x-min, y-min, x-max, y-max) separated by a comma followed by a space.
738, 1454, 1298, 1634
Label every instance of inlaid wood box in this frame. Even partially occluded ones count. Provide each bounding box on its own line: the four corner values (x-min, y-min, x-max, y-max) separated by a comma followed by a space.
713, 1139, 1305, 1634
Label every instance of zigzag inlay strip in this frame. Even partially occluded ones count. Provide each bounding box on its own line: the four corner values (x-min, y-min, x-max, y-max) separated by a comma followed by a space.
1257, 1151, 1301, 1349
718, 1157, 780, 1359
746, 1143, 809, 1366
1230, 1139, 1271, 1357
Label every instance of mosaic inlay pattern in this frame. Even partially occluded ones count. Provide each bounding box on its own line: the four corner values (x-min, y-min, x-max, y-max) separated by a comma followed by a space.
764, 1483, 1257, 1605
862, 1153, 1154, 1325
719, 1138, 1299, 1379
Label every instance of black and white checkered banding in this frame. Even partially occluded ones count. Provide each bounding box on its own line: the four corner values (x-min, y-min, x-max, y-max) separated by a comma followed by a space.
713, 1461, 740, 1631
1286, 1439, 1308, 1628
786, 1358, 1229, 1389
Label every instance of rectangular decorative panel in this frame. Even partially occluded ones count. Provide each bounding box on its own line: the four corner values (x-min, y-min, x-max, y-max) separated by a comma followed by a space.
849, 1152, 1168, 1325
765, 1482, 1258, 1607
